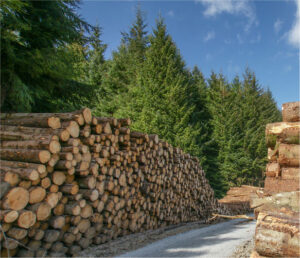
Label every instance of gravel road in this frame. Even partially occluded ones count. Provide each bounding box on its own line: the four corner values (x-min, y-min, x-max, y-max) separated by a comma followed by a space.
118, 218, 256, 257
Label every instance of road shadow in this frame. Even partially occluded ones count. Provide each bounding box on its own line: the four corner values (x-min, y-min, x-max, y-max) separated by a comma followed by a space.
119, 219, 256, 257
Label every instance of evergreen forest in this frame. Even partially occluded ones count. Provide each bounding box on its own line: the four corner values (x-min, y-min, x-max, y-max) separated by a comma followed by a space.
1, 1, 281, 197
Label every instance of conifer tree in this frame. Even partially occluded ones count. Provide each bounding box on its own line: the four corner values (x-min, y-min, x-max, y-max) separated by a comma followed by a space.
96, 6, 148, 116
1, 0, 89, 112
124, 17, 195, 150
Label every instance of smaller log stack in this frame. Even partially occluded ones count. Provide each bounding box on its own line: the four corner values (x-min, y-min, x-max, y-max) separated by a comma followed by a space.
250, 101, 300, 258
218, 185, 261, 214
264, 101, 300, 193
0, 108, 228, 257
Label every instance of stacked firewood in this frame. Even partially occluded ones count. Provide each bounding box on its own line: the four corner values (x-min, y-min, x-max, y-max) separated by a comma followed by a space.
0, 108, 226, 257
250, 101, 300, 258
218, 185, 261, 214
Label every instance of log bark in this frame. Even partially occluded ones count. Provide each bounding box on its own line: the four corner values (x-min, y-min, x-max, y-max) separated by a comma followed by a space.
0, 149, 51, 164
1, 166, 39, 181
0, 160, 46, 174
1, 115, 61, 129
1, 139, 61, 154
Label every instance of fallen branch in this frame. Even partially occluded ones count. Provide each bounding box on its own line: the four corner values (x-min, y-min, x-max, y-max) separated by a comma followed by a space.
212, 213, 255, 220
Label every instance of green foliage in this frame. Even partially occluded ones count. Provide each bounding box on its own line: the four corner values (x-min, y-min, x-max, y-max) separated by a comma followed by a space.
2, 4, 281, 198
1, 0, 89, 112
206, 69, 281, 197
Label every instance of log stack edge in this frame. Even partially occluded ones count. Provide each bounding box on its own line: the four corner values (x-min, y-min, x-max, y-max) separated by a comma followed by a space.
250, 101, 300, 257
0, 108, 228, 257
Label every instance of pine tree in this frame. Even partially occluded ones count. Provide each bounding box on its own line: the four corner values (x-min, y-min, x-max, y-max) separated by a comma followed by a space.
1, 0, 90, 112
124, 17, 195, 152
88, 24, 107, 88
96, 6, 148, 116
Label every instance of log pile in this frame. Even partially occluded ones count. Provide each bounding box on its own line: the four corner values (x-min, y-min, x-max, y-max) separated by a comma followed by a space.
218, 185, 261, 214
0, 108, 227, 257
264, 101, 300, 193
250, 101, 300, 257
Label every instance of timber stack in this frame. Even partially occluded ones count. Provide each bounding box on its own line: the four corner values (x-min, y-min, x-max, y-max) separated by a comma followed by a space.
218, 185, 261, 214
250, 101, 300, 257
0, 108, 227, 257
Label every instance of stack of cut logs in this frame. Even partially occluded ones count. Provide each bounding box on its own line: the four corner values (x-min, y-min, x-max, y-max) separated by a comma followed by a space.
264, 101, 300, 193
0, 108, 226, 257
218, 185, 261, 214
250, 101, 300, 258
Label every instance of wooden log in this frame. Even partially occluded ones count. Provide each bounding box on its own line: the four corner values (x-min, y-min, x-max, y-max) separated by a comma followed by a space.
254, 211, 300, 257
59, 152, 73, 161
0, 125, 70, 142
65, 203, 81, 216
2, 187, 29, 210
0, 210, 19, 223
77, 176, 96, 189
77, 219, 91, 233
28, 228, 45, 240
62, 121, 80, 138
0, 170, 20, 185
1, 166, 39, 182
278, 144, 300, 166
29, 202, 52, 221
281, 167, 300, 180
282, 101, 300, 122
0, 115, 61, 129
49, 216, 65, 229
60, 184, 79, 195
45, 192, 60, 208
78, 189, 99, 202
265, 162, 280, 177
0, 149, 51, 164
18, 210, 36, 228
1, 139, 61, 154
80, 204, 93, 219
264, 177, 300, 193
2, 238, 19, 250
41, 177, 51, 189
1, 110, 85, 126
52, 171, 66, 186
118, 118, 131, 127
0, 160, 46, 174
7, 227, 28, 240
43, 230, 60, 243
266, 122, 300, 147
29, 187, 46, 204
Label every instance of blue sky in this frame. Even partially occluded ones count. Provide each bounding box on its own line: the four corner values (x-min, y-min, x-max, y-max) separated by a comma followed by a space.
79, 0, 299, 108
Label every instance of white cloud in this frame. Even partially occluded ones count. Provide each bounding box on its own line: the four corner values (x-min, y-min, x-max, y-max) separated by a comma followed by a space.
197, 0, 258, 31
287, 0, 300, 48
274, 19, 283, 34
203, 31, 215, 42
167, 10, 174, 17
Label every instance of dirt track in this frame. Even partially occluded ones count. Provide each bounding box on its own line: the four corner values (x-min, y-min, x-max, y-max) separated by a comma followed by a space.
78, 218, 256, 257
